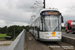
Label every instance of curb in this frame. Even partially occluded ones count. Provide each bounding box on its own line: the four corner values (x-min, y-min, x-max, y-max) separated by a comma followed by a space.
62, 36, 75, 46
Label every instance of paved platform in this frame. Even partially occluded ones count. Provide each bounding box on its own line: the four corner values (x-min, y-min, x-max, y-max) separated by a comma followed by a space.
24, 32, 50, 50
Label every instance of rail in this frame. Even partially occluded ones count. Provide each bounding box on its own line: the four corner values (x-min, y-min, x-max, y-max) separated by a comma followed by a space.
6, 29, 25, 50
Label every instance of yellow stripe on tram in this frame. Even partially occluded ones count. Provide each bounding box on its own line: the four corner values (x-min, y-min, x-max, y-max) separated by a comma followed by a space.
52, 31, 56, 36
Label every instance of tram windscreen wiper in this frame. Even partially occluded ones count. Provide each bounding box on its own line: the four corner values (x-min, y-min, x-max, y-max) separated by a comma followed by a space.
53, 23, 61, 31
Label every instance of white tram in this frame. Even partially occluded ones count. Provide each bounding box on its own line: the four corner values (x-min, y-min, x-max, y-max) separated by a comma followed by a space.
29, 8, 63, 41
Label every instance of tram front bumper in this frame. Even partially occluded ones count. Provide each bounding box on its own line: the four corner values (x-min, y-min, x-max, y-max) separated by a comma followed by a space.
39, 38, 61, 41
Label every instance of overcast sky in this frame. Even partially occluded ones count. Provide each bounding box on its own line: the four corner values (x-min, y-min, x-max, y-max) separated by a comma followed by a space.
0, 0, 75, 27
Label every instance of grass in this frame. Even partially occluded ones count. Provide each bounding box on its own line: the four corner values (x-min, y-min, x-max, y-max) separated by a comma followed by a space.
0, 34, 7, 37
0, 34, 14, 41
0, 34, 7, 40
0, 37, 5, 39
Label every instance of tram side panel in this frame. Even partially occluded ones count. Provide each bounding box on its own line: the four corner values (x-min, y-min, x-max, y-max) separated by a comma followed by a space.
29, 17, 40, 38
34, 17, 40, 38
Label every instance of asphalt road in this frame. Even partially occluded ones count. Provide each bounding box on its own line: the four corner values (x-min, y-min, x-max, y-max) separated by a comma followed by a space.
62, 32, 75, 38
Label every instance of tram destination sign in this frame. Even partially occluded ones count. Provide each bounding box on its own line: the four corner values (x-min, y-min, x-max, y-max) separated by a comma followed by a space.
40, 11, 61, 16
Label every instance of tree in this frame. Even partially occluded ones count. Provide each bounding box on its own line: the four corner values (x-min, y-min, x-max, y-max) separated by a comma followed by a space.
7, 25, 25, 38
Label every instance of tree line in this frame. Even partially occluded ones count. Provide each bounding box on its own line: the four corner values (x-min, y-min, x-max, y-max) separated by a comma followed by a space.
0, 25, 29, 38
0, 25, 65, 39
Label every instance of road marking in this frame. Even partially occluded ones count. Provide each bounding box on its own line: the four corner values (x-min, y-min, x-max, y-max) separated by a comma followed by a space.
62, 46, 74, 49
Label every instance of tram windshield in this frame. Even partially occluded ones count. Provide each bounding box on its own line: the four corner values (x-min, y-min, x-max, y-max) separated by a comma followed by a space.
43, 15, 61, 31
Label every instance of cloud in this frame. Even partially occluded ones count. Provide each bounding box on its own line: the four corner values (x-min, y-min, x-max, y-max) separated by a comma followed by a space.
8, 22, 29, 27
0, 0, 74, 27
0, 20, 7, 27
46, 0, 75, 23
0, 0, 35, 27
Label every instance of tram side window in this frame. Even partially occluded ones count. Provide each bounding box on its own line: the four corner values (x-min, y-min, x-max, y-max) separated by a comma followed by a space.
35, 20, 37, 30
35, 19, 38, 31
37, 18, 39, 27
40, 19, 42, 31
32, 22, 34, 30
59, 16, 61, 30
36, 19, 37, 27
36, 18, 39, 31
37, 18, 40, 30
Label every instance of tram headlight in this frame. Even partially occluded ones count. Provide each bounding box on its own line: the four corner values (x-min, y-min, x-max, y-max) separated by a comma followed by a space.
58, 37, 60, 38
44, 33, 49, 34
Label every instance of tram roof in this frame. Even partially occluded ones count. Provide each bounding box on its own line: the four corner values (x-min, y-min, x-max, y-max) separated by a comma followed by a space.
40, 8, 59, 13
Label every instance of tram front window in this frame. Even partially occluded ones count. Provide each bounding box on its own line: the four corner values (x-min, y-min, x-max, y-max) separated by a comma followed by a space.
43, 16, 61, 31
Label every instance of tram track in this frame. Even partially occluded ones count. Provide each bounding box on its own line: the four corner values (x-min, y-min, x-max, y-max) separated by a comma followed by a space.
45, 41, 75, 50
45, 42, 64, 50
36, 41, 50, 50
25, 32, 75, 50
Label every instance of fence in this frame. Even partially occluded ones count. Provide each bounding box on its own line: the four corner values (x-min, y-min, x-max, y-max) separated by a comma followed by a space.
6, 29, 25, 50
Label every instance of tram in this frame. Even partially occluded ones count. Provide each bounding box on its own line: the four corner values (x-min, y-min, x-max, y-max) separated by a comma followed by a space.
29, 8, 63, 41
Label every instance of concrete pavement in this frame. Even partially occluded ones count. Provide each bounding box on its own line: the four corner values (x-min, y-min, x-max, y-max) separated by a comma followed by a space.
0, 41, 13, 45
